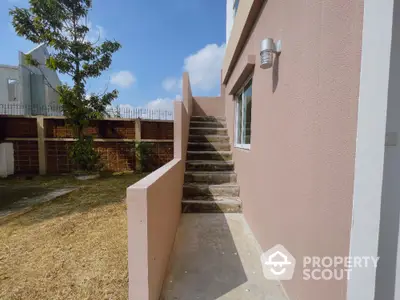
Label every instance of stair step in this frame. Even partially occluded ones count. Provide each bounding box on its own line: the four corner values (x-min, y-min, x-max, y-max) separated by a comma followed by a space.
190, 121, 226, 128
188, 142, 231, 151
182, 198, 242, 213
191, 116, 226, 122
186, 160, 234, 171
185, 171, 237, 184
189, 135, 230, 143
183, 194, 240, 201
190, 127, 228, 135
183, 183, 240, 198
187, 151, 232, 161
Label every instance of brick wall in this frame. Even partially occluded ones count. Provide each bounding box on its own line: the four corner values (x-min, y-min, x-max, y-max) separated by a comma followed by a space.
1, 116, 174, 174
142, 142, 174, 172
95, 142, 136, 172
0, 118, 39, 174
13, 141, 39, 174
45, 119, 74, 138
46, 141, 74, 173
0, 117, 37, 139
45, 119, 137, 139
141, 121, 173, 140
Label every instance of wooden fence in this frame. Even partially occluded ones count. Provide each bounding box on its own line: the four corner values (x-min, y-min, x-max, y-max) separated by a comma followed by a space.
0, 116, 174, 174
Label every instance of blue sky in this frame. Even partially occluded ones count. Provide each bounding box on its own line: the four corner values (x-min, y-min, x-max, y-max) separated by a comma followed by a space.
1, 0, 227, 111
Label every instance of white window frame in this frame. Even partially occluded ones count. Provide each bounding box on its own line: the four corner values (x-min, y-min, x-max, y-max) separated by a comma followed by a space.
234, 77, 252, 150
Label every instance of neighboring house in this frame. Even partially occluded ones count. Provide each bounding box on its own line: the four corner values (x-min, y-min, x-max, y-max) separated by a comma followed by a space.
127, 1, 400, 300
0, 44, 61, 115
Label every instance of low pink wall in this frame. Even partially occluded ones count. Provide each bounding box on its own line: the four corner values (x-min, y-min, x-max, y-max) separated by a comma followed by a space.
180, 72, 193, 159
127, 72, 193, 300
224, 0, 363, 299
183, 72, 193, 118
127, 159, 184, 300
174, 101, 188, 159
192, 97, 225, 117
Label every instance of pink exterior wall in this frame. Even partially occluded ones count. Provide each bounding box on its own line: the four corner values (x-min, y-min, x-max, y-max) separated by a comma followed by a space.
192, 97, 225, 117
223, 1, 364, 299
126, 73, 192, 300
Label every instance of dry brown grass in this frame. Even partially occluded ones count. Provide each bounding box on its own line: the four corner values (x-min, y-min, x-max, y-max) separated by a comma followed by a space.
0, 174, 144, 300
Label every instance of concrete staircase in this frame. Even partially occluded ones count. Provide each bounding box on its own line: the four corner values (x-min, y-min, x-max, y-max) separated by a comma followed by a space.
182, 116, 241, 213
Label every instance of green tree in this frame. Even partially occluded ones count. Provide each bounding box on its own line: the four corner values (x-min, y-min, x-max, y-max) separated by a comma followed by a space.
10, 0, 121, 171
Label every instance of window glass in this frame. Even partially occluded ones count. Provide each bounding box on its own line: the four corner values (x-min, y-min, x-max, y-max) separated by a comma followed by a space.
243, 80, 252, 144
236, 94, 243, 144
235, 78, 252, 148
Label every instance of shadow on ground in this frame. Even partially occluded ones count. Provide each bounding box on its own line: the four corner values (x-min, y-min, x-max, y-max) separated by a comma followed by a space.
161, 214, 247, 300
0, 186, 56, 209
161, 214, 287, 300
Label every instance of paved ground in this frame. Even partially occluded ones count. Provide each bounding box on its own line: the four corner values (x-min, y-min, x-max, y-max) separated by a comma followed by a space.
0, 187, 77, 223
161, 213, 288, 300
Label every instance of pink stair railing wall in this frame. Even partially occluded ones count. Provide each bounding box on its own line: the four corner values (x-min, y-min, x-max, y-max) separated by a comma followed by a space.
126, 72, 192, 300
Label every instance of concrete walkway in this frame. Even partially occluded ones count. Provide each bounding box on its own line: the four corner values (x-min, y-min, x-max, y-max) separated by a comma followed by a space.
161, 214, 288, 300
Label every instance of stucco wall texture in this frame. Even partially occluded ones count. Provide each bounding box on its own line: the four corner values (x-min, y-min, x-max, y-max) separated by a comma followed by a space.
126, 73, 192, 300
127, 159, 184, 300
193, 97, 225, 117
223, 0, 364, 299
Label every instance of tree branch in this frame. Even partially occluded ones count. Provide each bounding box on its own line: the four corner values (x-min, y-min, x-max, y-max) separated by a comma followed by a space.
96, 77, 110, 97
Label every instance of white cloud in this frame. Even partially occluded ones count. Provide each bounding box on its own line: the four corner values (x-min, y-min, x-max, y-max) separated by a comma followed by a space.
146, 98, 174, 111
110, 71, 136, 88
86, 22, 106, 44
118, 104, 134, 110
184, 43, 225, 91
106, 104, 134, 118
59, 20, 105, 45
163, 43, 225, 93
143, 95, 181, 111
162, 77, 182, 92
107, 95, 180, 120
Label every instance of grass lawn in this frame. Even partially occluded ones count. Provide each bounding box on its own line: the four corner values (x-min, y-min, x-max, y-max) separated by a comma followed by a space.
0, 173, 145, 300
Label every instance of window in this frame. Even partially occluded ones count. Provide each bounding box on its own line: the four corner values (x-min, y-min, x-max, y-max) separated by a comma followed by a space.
235, 78, 252, 149
233, 0, 240, 16
7, 79, 19, 102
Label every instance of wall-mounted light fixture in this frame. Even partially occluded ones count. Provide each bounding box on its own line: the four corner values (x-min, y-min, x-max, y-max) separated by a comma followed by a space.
260, 38, 282, 69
